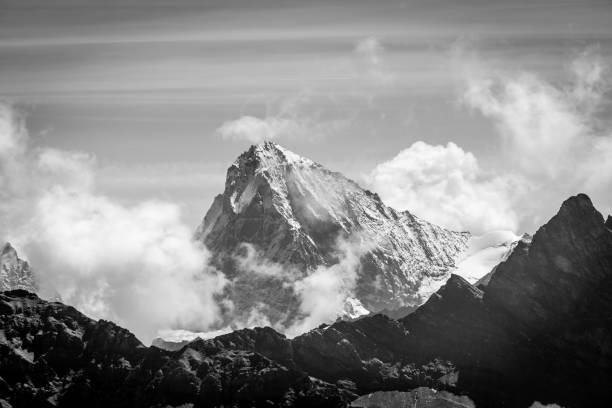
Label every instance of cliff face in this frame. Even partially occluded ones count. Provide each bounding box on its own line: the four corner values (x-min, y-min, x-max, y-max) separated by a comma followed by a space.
0, 243, 36, 293
195, 142, 469, 325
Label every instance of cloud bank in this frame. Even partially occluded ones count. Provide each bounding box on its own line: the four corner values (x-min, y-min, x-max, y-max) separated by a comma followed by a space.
369, 48, 612, 233
1, 103, 372, 343
462, 48, 612, 226
367, 141, 518, 233
0, 102, 226, 344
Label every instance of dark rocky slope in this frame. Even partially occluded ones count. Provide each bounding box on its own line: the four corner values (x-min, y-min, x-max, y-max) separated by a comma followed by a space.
188, 194, 612, 407
0, 290, 350, 408
1, 194, 611, 408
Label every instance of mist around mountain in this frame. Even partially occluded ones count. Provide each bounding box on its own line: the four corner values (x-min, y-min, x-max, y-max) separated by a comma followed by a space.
0, 142, 528, 343
191, 142, 472, 336
1, 193, 611, 408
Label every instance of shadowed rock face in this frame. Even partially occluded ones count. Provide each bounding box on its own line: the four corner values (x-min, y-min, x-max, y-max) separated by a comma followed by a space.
194, 142, 470, 324
0, 290, 352, 408
2, 194, 612, 408
206, 194, 612, 407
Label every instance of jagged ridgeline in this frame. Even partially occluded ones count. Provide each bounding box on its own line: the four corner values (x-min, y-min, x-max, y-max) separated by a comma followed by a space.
1, 194, 612, 407
195, 142, 470, 325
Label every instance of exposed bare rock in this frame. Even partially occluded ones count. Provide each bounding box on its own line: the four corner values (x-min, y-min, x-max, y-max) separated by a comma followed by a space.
0, 290, 352, 408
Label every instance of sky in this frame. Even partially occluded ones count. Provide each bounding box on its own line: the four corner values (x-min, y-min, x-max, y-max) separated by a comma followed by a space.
1, 0, 612, 342
2, 0, 611, 233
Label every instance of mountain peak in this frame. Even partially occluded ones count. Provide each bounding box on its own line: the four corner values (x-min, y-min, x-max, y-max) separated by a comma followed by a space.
2, 242, 15, 256
541, 193, 607, 241
236, 142, 316, 170
558, 193, 596, 216
605, 215, 612, 230
195, 145, 470, 329
436, 274, 483, 303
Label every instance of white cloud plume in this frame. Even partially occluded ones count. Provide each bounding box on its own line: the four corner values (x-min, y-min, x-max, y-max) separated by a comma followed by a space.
287, 235, 372, 336
0, 102, 227, 344
218, 115, 304, 144
461, 48, 612, 226
217, 92, 351, 144
222, 235, 372, 338
367, 141, 519, 234
369, 48, 612, 234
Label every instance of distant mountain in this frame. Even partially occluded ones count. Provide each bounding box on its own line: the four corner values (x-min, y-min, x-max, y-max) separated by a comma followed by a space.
0, 242, 36, 293
3, 194, 611, 408
195, 142, 470, 327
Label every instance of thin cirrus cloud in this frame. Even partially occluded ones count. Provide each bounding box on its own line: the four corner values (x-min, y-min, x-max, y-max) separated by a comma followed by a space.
216, 36, 391, 144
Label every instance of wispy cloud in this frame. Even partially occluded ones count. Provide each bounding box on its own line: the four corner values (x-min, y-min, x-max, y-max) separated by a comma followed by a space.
217, 91, 353, 144
0, 102, 227, 344
353, 36, 394, 86
368, 47, 612, 233
461, 47, 612, 225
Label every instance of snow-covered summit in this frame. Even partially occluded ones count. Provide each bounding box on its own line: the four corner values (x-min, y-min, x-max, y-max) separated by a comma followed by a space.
195, 143, 471, 329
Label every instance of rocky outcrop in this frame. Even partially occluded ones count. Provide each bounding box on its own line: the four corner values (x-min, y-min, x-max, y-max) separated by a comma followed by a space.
195, 142, 469, 327
0, 243, 36, 293
0, 290, 352, 408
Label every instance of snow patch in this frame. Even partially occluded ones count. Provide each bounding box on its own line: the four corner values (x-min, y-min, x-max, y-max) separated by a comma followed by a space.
454, 230, 520, 283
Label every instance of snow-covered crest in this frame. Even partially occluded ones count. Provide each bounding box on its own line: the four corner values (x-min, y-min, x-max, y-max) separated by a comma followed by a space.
195, 142, 471, 332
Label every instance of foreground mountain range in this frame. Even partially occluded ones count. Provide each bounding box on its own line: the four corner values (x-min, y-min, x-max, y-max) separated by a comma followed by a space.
1, 193, 611, 407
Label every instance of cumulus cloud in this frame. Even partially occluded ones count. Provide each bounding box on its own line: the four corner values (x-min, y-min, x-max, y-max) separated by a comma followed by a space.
367, 141, 519, 233
0, 102, 227, 344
